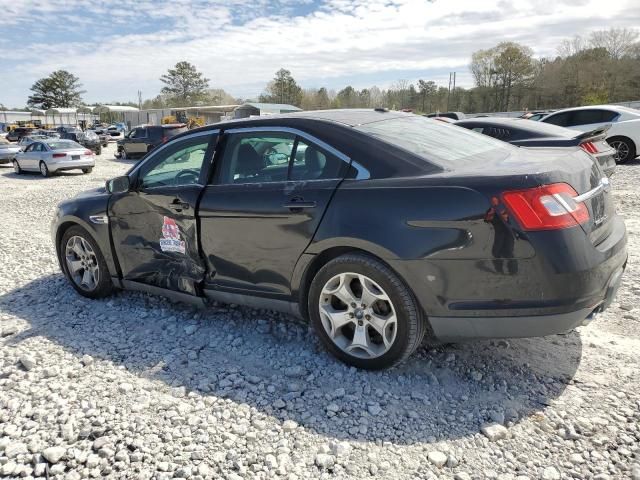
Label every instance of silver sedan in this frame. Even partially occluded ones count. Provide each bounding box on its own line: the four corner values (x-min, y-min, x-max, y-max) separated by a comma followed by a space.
0, 141, 22, 164
13, 139, 95, 177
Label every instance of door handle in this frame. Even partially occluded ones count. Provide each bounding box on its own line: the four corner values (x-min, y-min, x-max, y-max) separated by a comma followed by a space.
282, 198, 316, 210
169, 199, 190, 211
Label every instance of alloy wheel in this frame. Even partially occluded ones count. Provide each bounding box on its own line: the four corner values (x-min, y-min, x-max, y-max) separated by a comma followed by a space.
40, 162, 48, 177
318, 272, 397, 359
609, 140, 629, 163
13, 161, 20, 174
65, 236, 100, 292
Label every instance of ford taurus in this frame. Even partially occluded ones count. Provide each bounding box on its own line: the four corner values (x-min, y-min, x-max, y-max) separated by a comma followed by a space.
52, 110, 628, 369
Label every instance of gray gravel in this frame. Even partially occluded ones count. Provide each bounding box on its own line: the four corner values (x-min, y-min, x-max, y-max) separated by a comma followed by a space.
0, 144, 639, 479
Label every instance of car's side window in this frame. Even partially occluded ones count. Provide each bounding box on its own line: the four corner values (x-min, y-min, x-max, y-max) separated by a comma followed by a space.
136, 128, 148, 139
544, 112, 570, 127
24, 144, 34, 152
571, 109, 607, 125
139, 135, 212, 189
290, 139, 346, 181
218, 132, 296, 184
600, 110, 620, 122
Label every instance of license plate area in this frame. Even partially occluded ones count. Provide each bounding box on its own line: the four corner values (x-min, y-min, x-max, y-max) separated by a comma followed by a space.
72, 155, 80, 160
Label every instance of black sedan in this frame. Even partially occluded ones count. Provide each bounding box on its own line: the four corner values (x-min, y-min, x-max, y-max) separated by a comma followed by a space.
51, 110, 627, 369
456, 117, 617, 177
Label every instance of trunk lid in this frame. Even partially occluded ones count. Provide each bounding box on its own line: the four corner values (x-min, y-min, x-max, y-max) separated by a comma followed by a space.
437, 147, 615, 243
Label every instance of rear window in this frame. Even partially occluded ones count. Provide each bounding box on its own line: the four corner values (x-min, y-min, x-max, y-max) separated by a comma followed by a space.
356, 116, 511, 168
47, 140, 82, 150
163, 126, 188, 138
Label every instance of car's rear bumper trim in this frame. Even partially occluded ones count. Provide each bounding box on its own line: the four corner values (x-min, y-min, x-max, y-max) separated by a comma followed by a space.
429, 307, 595, 341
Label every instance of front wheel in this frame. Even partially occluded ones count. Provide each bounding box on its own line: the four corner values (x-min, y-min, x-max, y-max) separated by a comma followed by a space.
60, 225, 113, 299
95, 146, 102, 155
120, 148, 127, 160
39, 161, 50, 177
308, 253, 427, 369
13, 160, 22, 174
608, 137, 636, 164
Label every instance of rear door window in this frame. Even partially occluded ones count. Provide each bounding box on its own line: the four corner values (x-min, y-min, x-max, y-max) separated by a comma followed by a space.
543, 112, 571, 127
290, 140, 346, 181
569, 109, 611, 126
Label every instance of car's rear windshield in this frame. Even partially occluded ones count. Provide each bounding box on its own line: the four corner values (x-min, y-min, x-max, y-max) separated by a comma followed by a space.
510, 119, 577, 137
47, 140, 83, 150
356, 116, 512, 168
163, 126, 188, 138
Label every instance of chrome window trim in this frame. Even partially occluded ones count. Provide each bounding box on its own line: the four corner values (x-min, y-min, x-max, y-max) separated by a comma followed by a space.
129, 129, 219, 178
224, 126, 370, 180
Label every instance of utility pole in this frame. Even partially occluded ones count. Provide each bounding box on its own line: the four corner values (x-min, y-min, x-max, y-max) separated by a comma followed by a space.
446, 72, 452, 111
137, 90, 142, 110
452, 72, 456, 110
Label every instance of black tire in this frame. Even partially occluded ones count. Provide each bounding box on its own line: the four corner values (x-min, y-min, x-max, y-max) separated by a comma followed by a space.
120, 148, 127, 160
95, 146, 102, 156
82, 167, 93, 174
308, 253, 426, 369
13, 160, 22, 175
39, 161, 50, 177
608, 136, 636, 164
60, 225, 114, 299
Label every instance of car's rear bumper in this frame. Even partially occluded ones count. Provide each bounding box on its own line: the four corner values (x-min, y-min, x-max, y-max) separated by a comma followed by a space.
429, 262, 625, 340
49, 159, 95, 172
391, 214, 628, 340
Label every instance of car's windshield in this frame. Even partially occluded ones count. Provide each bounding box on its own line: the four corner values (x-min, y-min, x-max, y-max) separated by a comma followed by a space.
357, 116, 512, 168
46, 140, 83, 150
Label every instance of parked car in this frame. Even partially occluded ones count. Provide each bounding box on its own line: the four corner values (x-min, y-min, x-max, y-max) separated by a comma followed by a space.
14, 139, 95, 177
6, 127, 34, 142
51, 110, 627, 369
18, 134, 50, 147
58, 127, 103, 155
87, 129, 110, 147
540, 105, 640, 163
0, 137, 22, 164
116, 124, 188, 159
425, 111, 466, 120
456, 117, 617, 177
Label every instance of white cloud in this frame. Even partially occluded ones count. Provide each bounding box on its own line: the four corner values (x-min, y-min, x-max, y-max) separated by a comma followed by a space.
1, 0, 639, 106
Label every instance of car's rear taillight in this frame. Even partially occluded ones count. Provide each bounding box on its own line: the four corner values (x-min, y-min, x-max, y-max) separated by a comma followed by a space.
502, 183, 589, 231
52, 153, 66, 158
84, 150, 93, 155
580, 141, 598, 154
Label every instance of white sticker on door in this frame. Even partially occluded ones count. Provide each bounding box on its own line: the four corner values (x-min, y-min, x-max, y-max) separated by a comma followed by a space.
160, 216, 186, 254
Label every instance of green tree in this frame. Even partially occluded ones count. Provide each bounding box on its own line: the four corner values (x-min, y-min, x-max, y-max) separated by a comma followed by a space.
160, 61, 210, 106
259, 69, 303, 106
417, 80, 437, 112
27, 70, 85, 109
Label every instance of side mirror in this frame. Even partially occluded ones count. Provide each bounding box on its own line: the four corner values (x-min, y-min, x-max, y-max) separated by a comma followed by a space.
106, 175, 130, 194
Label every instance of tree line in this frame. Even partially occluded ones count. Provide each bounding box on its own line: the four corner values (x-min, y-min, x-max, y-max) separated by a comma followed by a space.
17, 27, 640, 115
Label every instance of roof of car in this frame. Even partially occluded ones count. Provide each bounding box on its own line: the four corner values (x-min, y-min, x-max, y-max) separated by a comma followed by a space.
546, 104, 640, 115
457, 117, 576, 138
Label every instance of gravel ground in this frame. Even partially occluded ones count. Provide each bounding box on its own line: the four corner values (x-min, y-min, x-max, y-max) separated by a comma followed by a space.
0, 143, 638, 480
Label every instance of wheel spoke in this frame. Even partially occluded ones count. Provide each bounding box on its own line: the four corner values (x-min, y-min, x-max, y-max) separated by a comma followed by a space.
323, 273, 358, 306
81, 269, 92, 288
368, 313, 397, 348
71, 238, 85, 257
320, 304, 353, 337
66, 258, 83, 274
346, 324, 374, 357
359, 274, 387, 306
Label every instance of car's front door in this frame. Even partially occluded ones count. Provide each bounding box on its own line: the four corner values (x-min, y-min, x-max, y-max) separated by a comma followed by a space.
198, 127, 352, 297
17, 143, 36, 169
108, 130, 217, 295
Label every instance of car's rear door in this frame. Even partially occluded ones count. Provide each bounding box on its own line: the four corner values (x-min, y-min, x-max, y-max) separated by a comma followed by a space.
108, 130, 217, 295
198, 127, 352, 297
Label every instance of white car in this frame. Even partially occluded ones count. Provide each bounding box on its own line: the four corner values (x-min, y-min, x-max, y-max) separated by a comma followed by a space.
540, 105, 640, 163
13, 139, 95, 177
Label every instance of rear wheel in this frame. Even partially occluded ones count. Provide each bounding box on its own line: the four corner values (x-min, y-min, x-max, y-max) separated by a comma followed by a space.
60, 226, 113, 299
308, 253, 426, 369
608, 136, 636, 164
13, 160, 22, 174
120, 148, 127, 160
82, 167, 93, 174
39, 161, 50, 177
95, 146, 102, 156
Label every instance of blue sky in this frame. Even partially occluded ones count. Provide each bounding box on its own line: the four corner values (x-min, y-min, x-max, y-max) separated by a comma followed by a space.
1, 0, 639, 107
